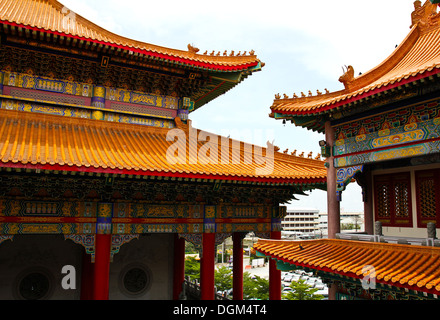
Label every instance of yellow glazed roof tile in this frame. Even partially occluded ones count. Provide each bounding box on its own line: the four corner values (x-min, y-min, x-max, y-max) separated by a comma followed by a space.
271, 1, 440, 117
253, 238, 440, 294
0, 0, 261, 71
0, 109, 327, 183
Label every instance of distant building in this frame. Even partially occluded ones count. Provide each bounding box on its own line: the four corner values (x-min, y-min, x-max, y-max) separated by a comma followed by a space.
281, 208, 319, 237
318, 212, 364, 236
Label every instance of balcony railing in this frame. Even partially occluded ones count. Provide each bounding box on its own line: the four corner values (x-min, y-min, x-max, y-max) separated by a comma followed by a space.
181, 277, 230, 300
336, 233, 440, 247
336, 221, 439, 246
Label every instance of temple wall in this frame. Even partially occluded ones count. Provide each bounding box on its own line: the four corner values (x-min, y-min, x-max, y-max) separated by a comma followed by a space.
109, 233, 174, 300
372, 162, 440, 238
0, 235, 82, 300
0, 234, 174, 300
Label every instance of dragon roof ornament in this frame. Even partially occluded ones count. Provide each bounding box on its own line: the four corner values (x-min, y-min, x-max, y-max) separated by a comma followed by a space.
411, 0, 440, 33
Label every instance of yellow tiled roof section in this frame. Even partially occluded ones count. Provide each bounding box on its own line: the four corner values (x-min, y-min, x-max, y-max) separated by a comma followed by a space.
254, 239, 440, 293
271, 18, 440, 115
0, 109, 327, 182
0, 0, 260, 69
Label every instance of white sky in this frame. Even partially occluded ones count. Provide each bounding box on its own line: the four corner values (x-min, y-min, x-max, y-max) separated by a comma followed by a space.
59, 0, 416, 212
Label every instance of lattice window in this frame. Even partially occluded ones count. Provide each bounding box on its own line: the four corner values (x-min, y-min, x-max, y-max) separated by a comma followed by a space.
394, 181, 410, 218
374, 172, 412, 227
375, 182, 391, 221
416, 169, 440, 227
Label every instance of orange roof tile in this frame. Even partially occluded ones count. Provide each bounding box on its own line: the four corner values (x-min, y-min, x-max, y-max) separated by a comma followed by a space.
0, 109, 327, 184
270, 1, 440, 124
0, 0, 262, 72
254, 238, 440, 294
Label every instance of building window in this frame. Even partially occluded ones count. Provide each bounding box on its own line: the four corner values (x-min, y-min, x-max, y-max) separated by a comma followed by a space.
416, 169, 440, 227
15, 268, 53, 300
374, 172, 412, 227
119, 263, 152, 297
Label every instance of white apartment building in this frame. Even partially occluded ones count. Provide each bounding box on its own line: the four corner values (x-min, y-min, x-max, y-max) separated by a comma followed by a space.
281, 208, 365, 239
281, 207, 320, 238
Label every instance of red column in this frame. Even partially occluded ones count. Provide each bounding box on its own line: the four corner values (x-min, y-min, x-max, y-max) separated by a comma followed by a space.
328, 283, 337, 300
93, 203, 113, 300
200, 232, 216, 300
363, 168, 374, 235
93, 233, 111, 300
325, 120, 340, 239
80, 250, 94, 300
269, 230, 281, 300
173, 234, 186, 300
232, 232, 244, 300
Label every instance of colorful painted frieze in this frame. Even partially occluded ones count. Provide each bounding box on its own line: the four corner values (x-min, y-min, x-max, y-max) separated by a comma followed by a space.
333, 101, 440, 168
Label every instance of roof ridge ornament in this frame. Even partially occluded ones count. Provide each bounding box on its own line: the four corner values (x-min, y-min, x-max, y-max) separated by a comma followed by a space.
338, 65, 355, 90
411, 0, 440, 32
187, 43, 200, 54
274, 87, 331, 100
200, 49, 256, 57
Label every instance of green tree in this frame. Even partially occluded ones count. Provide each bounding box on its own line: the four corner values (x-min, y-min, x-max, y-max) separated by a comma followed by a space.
215, 266, 233, 292
213, 267, 270, 300
185, 256, 200, 281
185, 242, 198, 254
283, 279, 324, 300
243, 273, 269, 300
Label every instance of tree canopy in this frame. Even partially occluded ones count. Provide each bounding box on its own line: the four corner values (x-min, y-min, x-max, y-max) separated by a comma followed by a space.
283, 279, 324, 300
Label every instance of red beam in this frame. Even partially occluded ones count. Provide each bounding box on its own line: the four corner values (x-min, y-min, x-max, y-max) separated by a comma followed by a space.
0, 162, 326, 186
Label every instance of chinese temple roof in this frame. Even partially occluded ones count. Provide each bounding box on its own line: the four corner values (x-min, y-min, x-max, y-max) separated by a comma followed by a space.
254, 238, 440, 295
270, 0, 440, 132
0, 0, 263, 111
0, 0, 261, 72
0, 109, 327, 186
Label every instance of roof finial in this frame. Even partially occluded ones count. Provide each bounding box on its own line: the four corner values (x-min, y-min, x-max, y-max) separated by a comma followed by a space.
187, 44, 199, 54
339, 65, 354, 89
411, 0, 439, 30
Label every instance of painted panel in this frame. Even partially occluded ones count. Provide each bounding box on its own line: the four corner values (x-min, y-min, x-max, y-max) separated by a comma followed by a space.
334, 117, 440, 168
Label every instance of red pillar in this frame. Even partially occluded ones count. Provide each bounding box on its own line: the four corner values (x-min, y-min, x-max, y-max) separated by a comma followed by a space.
325, 120, 340, 239
232, 232, 244, 300
173, 234, 186, 300
93, 202, 113, 300
93, 233, 111, 300
200, 232, 216, 300
329, 283, 337, 300
80, 250, 94, 300
269, 230, 281, 300
363, 167, 374, 235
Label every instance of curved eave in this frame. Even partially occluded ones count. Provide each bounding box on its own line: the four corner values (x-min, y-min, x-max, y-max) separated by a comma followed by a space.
270, 21, 440, 130
0, 162, 327, 186
0, 20, 261, 73
272, 67, 440, 117
271, 66, 440, 133
254, 239, 440, 296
